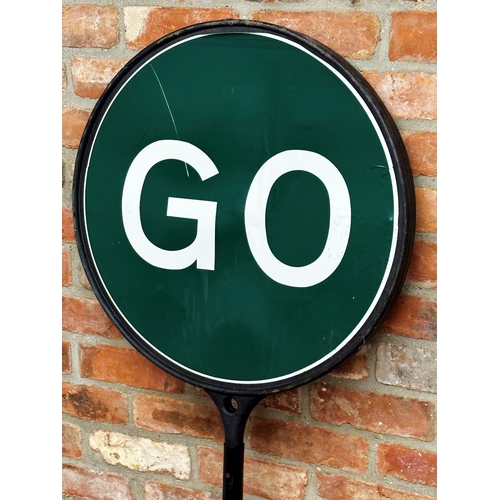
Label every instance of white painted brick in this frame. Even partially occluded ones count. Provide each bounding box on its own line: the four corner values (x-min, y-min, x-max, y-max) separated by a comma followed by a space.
89, 430, 191, 479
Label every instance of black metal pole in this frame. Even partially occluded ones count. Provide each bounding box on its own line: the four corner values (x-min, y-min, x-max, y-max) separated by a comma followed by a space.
206, 391, 264, 500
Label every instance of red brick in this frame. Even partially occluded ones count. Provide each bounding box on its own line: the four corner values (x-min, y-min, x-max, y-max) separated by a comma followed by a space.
62, 247, 72, 286
79, 263, 92, 290
62, 382, 128, 424
380, 294, 437, 340
125, 7, 239, 50
62, 464, 134, 500
62, 341, 71, 374
310, 383, 435, 441
62, 108, 90, 149
198, 446, 308, 500
62, 421, 82, 459
192, 386, 211, 399
250, 417, 369, 472
133, 394, 224, 442
402, 131, 437, 177
62, 5, 119, 48
407, 240, 437, 287
377, 443, 437, 486
62, 295, 122, 338
252, 11, 380, 60
145, 482, 216, 500
72, 57, 128, 99
317, 473, 435, 500
415, 188, 437, 233
80, 344, 184, 393
329, 348, 369, 380
363, 72, 436, 120
258, 388, 300, 414
390, 12, 437, 62
62, 205, 75, 243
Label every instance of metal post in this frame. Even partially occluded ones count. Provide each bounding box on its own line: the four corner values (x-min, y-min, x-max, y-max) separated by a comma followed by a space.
206, 391, 264, 500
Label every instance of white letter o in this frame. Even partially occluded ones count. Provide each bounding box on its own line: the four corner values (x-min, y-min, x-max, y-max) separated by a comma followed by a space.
244, 150, 351, 288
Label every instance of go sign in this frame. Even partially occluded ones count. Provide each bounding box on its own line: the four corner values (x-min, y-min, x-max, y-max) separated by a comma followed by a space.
74, 20, 415, 395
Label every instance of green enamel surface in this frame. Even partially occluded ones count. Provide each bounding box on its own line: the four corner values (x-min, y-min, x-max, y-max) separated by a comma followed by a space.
84, 33, 395, 382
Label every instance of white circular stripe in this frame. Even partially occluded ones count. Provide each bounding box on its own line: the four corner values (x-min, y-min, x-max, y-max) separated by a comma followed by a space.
83, 30, 399, 385
245, 150, 351, 288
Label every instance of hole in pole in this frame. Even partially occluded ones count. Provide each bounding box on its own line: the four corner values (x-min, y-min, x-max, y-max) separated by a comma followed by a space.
224, 396, 239, 413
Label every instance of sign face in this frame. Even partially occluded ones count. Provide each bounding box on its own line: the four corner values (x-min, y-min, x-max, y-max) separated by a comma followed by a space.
74, 21, 414, 394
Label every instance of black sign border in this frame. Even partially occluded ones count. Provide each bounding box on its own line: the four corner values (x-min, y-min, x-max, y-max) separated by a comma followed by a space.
73, 19, 415, 396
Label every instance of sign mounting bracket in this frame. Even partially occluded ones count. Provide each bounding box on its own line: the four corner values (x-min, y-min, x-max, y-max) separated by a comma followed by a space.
206, 391, 264, 499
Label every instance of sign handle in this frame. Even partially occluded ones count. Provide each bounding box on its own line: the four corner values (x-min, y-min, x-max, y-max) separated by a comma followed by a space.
206, 391, 264, 499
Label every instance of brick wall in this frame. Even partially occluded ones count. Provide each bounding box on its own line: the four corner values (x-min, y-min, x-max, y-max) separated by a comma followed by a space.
62, 1, 437, 499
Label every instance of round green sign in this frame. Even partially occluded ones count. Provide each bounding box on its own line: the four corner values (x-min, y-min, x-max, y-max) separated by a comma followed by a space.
74, 20, 414, 394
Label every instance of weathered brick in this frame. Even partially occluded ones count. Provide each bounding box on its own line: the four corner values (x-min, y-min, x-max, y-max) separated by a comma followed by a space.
62, 464, 134, 500
317, 473, 435, 500
407, 240, 437, 287
252, 11, 380, 60
125, 7, 239, 50
380, 294, 437, 340
329, 348, 369, 380
62, 421, 82, 459
250, 417, 369, 472
402, 131, 437, 177
363, 72, 437, 120
62, 205, 75, 243
198, 446, 308, 500
62, 107, 90, 149
62, 382, 128, 424
90, 429, 190, 479
310, 383, 435, 441
72, 57, 128, 99
62, 247, 72, 286
62, 296, 122, 338
376, 342, 436, 393
80, 343, 184, 393
415, 188, 437, 233
377, 443, 437, 486
134, 394, 224, 442
390, 12, 437, 62
62, 341, 71, 374
145, 482, 216, 500
62, 5, 119, 48
258, 388, 300, 414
